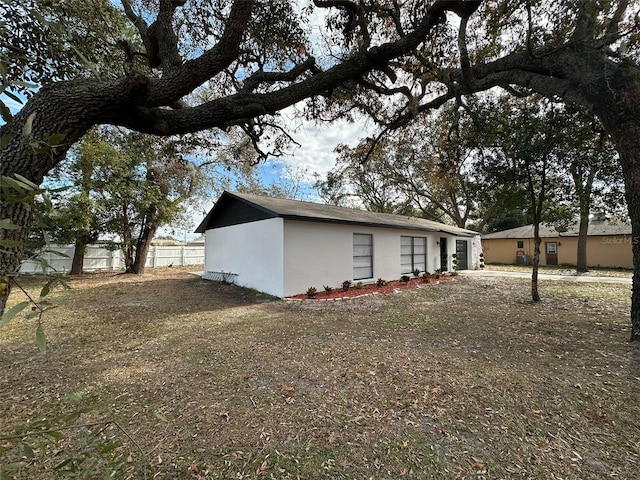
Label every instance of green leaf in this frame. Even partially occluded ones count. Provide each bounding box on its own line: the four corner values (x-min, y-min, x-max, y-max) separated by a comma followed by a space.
23, 443, 35, 459
0, 133, 16, 150
53, 458, 74, 471
11, 81, 38, 89
100, 440, 122, 454
152, 410, 168, 422
0, 301, 29, 327
0, 467, 11, 480
64, 392, 85, 403
46, 430, 64, 441
47, 133, 66, 146
35, 325, 47, 354
40, 282, 51, 298
43, 249, 70, 258
22, 112, 35, 137
3, 90, 22, 105
0, 219, 20, 230
0, 102, 12, 123
13, 174, 38, 189
0, 239, 23, 248
42, 192, 53, 211
0, 176, 29, 192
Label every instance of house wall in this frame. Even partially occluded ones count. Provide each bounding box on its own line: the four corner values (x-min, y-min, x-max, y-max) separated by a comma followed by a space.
482, 235, 633, 268
204, 218, 285, 297
282, 220, 478, 297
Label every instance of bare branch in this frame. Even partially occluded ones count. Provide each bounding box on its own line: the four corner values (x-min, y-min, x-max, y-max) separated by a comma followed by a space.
315, 0, 371, 48
120, 0, 148, 37
457, 16, 472, 86
604, 0, 630, 44
241, 57, 321, 93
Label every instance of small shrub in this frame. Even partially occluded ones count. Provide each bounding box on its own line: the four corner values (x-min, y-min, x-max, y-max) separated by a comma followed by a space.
400, 275, 411, 283
434, 272, 441, 279
323, 285, 333, 295
413, 268, 421, 277
421, 272, 431, 282
450, 271, 459, 276
355, 281, 364, 289
376, 277, 386, 287
341, 280, 352, 292
306, 287, 317, 299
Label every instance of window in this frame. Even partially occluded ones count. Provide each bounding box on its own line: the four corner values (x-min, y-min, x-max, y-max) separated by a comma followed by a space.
401, 236, 427, 274
517, 240, 524, 249
353, 234, 373, 280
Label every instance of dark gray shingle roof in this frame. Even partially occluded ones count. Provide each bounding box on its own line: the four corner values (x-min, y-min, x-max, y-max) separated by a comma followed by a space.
197, 191, 479, 237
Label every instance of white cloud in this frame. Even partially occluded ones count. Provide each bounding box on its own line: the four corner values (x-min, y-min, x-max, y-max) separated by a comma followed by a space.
282, 117, 372, 180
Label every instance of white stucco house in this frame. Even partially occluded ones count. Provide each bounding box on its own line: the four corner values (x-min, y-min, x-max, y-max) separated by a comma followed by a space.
195, 191, 482, 297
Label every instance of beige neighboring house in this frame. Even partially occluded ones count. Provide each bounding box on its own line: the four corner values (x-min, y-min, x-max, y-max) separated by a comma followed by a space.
482, 220, 634, 268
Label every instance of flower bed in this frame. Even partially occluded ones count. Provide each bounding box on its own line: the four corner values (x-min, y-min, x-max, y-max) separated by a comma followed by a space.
287, 275, 453, 300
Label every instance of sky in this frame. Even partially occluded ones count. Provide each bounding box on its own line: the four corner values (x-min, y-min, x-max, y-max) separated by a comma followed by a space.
173, 116, 369, 241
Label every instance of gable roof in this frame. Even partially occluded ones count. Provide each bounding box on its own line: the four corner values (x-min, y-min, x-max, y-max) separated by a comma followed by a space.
482, 220, 632, 239
195, 191, 478, 237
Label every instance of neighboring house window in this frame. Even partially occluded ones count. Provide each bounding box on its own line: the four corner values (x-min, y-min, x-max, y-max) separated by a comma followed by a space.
353, 234, 373, 280
401, 236, 427, 274
517, 240, 524, 249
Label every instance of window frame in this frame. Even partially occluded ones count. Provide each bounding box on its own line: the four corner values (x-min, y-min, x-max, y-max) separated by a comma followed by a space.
353, 233, 374, 280
517, 240, 524, 249
400, 236, 427, 274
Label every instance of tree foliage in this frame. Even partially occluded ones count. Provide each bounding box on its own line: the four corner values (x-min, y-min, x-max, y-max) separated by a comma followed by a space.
43, 129, 210, 274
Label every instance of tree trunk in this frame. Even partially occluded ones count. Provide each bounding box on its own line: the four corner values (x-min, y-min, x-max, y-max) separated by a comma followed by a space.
70, 235, 91, 275
69, 245, 85, 276
131, 225, 158, 275
602, 121, 640, 341
0, 202, 32, 314
531, 221, 541, 302
576, 202, 590, 273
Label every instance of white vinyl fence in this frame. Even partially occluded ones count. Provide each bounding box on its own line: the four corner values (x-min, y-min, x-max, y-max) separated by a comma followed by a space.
19, 244, 204, 274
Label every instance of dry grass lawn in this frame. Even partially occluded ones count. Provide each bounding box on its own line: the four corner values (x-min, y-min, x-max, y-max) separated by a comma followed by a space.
1, 267, 639, 479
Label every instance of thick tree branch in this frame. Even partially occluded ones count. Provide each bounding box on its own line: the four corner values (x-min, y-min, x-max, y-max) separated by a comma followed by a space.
145, 0, 256, 105
113, 0, 481, 134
